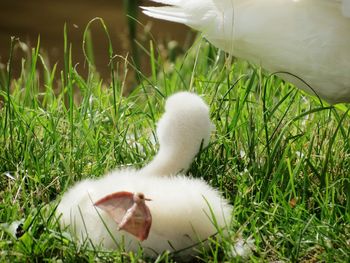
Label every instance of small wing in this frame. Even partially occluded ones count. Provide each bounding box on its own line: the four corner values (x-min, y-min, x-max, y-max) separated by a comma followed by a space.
94, 191, 134, 224
94, 191, 152, 241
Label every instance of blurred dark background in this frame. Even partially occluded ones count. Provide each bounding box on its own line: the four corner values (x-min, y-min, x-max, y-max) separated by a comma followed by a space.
0, 0, 191, 80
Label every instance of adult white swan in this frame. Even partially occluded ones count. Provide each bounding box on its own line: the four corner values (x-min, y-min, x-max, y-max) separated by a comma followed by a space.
142, 0, 350, 104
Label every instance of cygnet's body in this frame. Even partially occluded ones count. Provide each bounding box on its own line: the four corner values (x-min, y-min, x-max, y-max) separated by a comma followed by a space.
57, 92, 232, 257
142, 0, 350, 104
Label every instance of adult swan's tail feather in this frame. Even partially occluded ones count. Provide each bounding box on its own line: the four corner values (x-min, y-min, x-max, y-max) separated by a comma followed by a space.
141, 0, 233, 30
141, 5, 190, 25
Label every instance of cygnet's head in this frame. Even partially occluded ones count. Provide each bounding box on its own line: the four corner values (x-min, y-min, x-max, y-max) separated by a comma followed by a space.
157, 91, 213, 151
141, 92, 213, 176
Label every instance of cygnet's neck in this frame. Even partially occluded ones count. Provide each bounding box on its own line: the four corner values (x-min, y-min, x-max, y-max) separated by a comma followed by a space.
139, 143, 200, 176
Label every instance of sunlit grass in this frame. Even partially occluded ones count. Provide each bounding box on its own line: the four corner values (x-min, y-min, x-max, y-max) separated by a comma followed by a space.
0, 21, 350, 262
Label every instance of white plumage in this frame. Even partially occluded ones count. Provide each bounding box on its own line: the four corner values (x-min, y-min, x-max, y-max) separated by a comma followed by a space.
142, 0, 350, 104
56, 92, 232, 257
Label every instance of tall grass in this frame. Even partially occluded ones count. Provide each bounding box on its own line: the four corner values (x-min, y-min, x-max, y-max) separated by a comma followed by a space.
0, 20, 349, 262
123, 0, 141, 74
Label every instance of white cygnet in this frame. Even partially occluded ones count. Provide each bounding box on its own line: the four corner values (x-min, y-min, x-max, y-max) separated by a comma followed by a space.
56, 92, 232, 258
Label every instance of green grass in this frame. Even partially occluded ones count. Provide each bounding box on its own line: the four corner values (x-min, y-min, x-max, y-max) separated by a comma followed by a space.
1, 23, 350, 262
